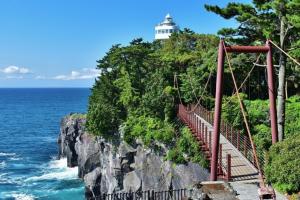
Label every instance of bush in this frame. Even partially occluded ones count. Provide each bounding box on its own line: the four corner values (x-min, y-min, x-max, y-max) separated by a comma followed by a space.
166, 148, 186, 164
167, 127, 208, 168
264, 135, 300, 194
123, 115, 175, 146
285, 96, 300, 139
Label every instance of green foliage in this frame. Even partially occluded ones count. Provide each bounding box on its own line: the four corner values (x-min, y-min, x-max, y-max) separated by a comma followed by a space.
70, 113, 87, 119
265, 135, 300, 194
166, 148, 186, 164
123, 114, 175, 146
222, 95, 300, 150
285, 96, 300, 138
166, 127, 209, 168
205, 0, 300, 96
86, 65, 125, 136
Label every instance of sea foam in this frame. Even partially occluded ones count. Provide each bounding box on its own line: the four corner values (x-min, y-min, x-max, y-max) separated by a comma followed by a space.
10, 193, 35, 200
0, 152, 16, 157
25, 158, 78, 182
0, 161, 6, 168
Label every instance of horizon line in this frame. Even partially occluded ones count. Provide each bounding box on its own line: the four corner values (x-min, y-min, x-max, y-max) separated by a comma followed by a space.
0, 87, 91, 89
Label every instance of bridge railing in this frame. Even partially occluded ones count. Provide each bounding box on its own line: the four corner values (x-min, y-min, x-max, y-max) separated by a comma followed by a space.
178, 104, 232, 181
179, 103, 264, 170
91, 189, 192, 200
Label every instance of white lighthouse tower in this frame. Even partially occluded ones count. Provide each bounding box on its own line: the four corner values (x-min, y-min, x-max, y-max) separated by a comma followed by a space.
155, 14, 179, 40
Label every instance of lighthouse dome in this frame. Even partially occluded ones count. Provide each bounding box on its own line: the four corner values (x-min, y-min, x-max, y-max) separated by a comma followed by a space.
155, 13, 180, 40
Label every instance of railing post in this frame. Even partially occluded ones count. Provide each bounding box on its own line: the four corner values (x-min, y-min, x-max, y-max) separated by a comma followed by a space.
202, 122, 205, 140
226, 154, 231, 181
244, 135, 247, 157
230, 126, 233, 143
207, 111, 210, 123
218, 143, 223, 175
209, 131, 212, 154
196, 117, 198, 136
237, 130, 240, 150
205, 126, 208, 148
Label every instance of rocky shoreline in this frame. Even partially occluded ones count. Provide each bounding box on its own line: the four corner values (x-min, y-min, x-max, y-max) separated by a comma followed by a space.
57, 114, 239, 200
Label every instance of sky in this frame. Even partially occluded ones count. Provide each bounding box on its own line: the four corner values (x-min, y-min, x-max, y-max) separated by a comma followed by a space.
0, 0, 251, 88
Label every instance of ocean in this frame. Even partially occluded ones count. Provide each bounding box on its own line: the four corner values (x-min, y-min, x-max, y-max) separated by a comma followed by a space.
0, 88, 90, 200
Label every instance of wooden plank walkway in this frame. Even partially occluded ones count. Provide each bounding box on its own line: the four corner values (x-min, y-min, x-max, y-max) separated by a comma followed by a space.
194, 113, 259, 181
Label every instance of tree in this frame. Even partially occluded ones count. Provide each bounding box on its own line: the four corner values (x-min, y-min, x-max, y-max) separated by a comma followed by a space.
205, 0, 300, 141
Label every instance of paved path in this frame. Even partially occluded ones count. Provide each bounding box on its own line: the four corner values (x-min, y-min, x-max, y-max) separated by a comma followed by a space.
194, 113, 259, 181
230, 181, 287, 200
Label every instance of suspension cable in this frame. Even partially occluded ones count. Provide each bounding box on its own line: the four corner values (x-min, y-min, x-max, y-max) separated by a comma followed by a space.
223, 42, 265, 187
269, 40, 300, 67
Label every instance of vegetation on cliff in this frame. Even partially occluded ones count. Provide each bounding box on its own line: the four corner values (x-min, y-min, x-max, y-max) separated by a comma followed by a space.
86, 0, 300, 193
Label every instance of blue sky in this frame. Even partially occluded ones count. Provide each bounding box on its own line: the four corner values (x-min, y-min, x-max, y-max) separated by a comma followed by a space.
0, 0, 250, 88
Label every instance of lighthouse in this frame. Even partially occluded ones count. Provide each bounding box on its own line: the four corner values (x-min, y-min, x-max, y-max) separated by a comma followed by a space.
155, 14, 179, 40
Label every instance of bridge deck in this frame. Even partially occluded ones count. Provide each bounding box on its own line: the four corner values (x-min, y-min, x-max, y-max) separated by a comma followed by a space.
194, 113, 259, 181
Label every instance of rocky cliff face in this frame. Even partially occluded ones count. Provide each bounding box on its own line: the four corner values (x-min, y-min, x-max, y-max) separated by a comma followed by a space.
58, 114, 211, 199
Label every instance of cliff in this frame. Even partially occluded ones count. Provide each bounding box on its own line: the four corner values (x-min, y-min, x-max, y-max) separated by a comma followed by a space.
58, 114, 237, 200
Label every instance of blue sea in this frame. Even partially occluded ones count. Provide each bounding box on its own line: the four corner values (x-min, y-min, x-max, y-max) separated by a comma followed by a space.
0, 88, 90, 200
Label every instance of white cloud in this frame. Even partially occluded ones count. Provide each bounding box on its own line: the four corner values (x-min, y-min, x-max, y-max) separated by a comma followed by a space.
53, 68, 100, 80
0, 66, 30, 74
35, 75, 46, 80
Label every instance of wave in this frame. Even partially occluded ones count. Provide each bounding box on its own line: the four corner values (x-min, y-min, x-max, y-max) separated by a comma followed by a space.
0, 173, 23, 185
0, 152, 16, 157
25, 158, 78, 182
0, 161, 6, 168
9, 157, 22, 161
9, 193, 35, 200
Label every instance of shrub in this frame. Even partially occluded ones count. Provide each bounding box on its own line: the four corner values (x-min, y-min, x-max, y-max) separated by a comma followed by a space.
123, 115, 175, 146
264, 135, 300, 194
285, 96, 300, 139
167, 127, 208, 168
166, 148, 186, 164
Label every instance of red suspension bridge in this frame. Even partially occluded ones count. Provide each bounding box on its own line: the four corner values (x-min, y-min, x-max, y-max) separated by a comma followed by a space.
178, 103, 260, 181
174, 39, 295, 198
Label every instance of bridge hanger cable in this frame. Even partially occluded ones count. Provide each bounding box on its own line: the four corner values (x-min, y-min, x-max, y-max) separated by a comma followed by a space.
186, 71, 213, 113
223, 42, 265, 187
174, 70, 213, 113
222, 53, 262, 108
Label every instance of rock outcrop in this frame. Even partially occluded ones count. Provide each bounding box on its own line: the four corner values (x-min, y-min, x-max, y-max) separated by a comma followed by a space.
58, 115, 86, 167
58, 114, 211, 199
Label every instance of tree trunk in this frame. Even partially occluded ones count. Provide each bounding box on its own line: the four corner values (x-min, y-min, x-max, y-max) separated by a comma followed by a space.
277, 15, 287, 141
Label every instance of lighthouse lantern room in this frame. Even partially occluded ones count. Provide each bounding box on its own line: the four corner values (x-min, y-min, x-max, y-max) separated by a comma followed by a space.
155, 14, 179, 40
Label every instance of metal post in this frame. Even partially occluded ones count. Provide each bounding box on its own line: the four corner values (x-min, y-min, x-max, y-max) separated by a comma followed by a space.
230, 126, 233, 143
199, 121, 202, 139
218, 143, 223, 175
226, 154, 231, 181
244, 135, 247, 157
205, 126, 208, 148
211, 40, 225, 181
209, 131, 212, 153
202, 122, 204, 140
237, 130, 240, 150
266, 40, 278, 144
196, 117, 198, 137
